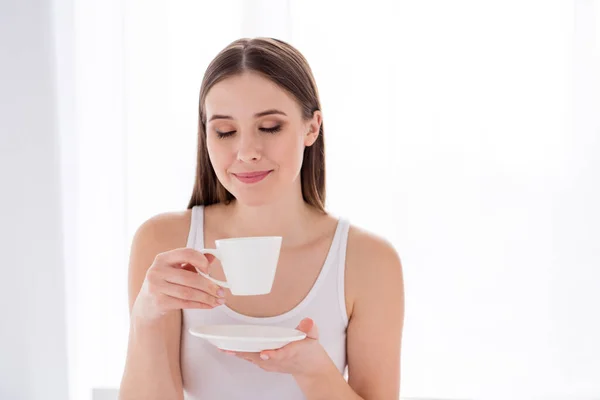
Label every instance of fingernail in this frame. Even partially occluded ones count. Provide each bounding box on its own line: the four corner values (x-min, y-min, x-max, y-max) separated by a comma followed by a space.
217, 289, 225, 297
260, 354, 269, 360
217, 298, 226, 305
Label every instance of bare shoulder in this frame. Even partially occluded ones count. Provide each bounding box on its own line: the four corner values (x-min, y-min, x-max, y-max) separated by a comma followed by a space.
132, 209, 193, 251
346, 225, 401, 266
345, 224, 404, 318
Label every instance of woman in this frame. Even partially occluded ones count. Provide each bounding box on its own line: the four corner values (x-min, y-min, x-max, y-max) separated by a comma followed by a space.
119, 37, 404, 400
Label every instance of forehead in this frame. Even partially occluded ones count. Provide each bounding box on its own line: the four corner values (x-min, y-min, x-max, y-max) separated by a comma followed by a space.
204, 72, 302, 119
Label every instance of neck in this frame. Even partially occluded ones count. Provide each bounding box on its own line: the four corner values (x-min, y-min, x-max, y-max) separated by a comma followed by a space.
225, 190, 324, 246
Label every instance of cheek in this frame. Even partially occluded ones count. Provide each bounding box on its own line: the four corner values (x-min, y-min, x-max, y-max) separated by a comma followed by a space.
270, 134, 305, 170
207, 139, 233, 169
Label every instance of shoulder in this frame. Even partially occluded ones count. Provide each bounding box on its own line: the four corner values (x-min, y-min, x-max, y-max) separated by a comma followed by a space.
345, 224, 404, 317
346, 225, 401, 273
132, 209, 193, 252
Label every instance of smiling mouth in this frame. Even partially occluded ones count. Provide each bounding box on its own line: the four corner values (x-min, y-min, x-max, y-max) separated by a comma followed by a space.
232, 170, 273, 184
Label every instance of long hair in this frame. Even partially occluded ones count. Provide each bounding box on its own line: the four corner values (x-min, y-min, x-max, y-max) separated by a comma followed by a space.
187, 38, 326, 212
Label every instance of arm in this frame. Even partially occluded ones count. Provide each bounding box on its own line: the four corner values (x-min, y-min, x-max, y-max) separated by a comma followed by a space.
296, 229, 405, 399
119, 213, 188, 400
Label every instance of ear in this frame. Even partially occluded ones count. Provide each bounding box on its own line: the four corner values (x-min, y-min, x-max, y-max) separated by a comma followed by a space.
304, 110, 322, 147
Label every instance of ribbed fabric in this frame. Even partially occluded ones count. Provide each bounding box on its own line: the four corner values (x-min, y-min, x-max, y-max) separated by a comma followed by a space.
180, 205, 350, 400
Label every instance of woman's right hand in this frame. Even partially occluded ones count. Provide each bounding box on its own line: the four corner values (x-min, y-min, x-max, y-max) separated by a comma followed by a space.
132, 247, 226, 323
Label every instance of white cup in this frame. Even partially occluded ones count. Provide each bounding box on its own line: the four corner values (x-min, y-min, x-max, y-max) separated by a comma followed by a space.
196, 236, 282, 296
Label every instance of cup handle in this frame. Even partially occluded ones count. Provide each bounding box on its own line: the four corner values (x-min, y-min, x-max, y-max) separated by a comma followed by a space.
196, 248, 230, 288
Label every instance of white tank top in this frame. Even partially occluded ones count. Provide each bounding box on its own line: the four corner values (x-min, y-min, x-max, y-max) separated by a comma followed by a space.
180, 205, 350, 399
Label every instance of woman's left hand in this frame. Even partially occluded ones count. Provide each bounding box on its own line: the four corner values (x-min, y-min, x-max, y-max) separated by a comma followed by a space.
220, 318, 333, 378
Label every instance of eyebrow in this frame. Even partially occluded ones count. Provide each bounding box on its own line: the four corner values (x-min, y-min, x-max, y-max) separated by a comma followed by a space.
208, 109, 287, 122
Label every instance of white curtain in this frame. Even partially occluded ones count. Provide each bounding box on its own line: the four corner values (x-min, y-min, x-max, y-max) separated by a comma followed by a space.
56, 1, 600, 399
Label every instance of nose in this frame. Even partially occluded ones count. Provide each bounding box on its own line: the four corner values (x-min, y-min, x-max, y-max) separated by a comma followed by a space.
236, 131, 262, 163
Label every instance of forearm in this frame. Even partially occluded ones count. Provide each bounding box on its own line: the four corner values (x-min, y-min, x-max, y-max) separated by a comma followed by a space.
294, 362, 363, 400
119, 316, 182, 400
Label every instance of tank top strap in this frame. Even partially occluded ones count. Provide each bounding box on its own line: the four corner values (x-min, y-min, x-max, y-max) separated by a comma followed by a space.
186, 205, 204, 250
333, 217, 351, 326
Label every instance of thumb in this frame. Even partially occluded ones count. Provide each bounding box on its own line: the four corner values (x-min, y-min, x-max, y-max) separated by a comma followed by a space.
296, 318, 319, 340
186, 253, 216, 274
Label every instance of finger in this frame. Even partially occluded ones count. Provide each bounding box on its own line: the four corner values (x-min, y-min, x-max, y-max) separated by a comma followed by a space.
155, 248, 213, 274
261, 343, 294, 361
160, 281, 223, 307
234, 352, 261, 363
180, 256, 215, 273
296, 318, 319, 339
158, 267, 224, 298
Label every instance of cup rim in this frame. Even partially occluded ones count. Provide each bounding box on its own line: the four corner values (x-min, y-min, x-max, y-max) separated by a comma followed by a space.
215, 236, 282, 244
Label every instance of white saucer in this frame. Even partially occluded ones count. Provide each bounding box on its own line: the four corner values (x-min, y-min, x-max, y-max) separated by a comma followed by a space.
189, 324, 307, 352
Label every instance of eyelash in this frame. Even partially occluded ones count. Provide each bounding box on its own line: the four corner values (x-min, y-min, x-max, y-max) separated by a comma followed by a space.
215, 125, 282, 139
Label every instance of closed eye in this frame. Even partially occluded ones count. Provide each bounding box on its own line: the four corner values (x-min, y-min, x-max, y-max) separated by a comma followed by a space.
260, 125, 281, 134
216, 130, 236, 139
215, 125, 281, 139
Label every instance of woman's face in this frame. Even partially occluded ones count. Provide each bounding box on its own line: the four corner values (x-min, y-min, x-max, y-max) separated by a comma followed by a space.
204, 72, 321, 206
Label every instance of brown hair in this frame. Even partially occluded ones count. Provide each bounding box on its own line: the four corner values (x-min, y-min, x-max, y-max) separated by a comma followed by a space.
186, 37, 326, 212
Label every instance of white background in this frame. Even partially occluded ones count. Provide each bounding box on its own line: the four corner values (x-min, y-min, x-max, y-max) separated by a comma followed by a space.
1, 1, 599, 399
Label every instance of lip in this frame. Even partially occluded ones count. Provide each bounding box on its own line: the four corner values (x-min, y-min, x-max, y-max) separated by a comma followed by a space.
232, 170, 273, 184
